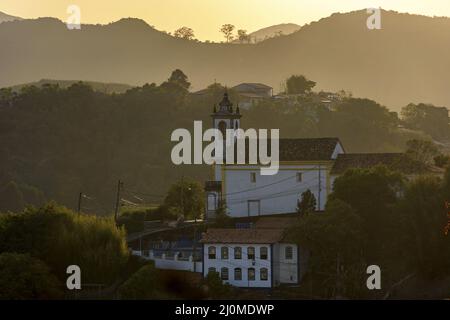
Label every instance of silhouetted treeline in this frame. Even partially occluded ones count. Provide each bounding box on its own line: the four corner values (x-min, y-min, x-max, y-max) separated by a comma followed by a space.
0, 71, 446, 214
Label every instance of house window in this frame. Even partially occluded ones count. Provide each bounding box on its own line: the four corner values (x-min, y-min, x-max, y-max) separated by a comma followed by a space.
234, 247, 242, 259
248, 268, 255, 281
285, 246, 293, 260
248, 247, 255, 260
260, 247, 268, 260
297, 172, 303, 182
208, 246, 216, 259
221, 267, 229, 280
234, 268, 242, 281
221, 247, 229, 260
250, 172, 256, 183
260, 268, 268, 281
208, 267, 216, 275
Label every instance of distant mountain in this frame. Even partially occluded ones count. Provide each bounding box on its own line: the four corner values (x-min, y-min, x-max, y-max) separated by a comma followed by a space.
2, 11, 450, 110
0, 11, 22, 23
249, 23, 301, 42
11, 79, 133, 94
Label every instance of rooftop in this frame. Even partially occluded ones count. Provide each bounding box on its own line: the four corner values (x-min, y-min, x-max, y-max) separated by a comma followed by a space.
200, 228, 285, 244
330, 153, 418, 174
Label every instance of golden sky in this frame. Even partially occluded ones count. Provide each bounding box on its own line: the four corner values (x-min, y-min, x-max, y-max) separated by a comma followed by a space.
2, 0, 450, 41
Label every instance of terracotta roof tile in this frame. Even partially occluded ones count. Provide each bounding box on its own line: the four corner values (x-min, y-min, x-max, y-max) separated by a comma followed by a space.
200, 228, 285, 244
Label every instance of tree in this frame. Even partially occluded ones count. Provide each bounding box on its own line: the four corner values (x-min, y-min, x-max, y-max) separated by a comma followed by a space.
296, 189, 316, 216
237, 29, 250, 43
163, 178, 205, 220
285, 75, 316, 94
398, 175, 450, 277
0, 203, 129, 285
288, 199, 365, 298
205, 271, 232, 298
0, 253, 63, 299
401, 103, 450, 139
405, 139, 440, 167
173, 27, 195, 40
167, 69, 191, 90
220, 24, 235, 43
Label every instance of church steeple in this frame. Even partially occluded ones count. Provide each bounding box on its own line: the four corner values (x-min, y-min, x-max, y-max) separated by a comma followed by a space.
211, 92, 242, 134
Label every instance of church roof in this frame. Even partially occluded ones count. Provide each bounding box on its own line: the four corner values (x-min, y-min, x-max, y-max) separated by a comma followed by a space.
279, 138, 341, 161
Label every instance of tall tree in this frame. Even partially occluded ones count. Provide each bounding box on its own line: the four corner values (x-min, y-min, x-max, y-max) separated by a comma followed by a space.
296, 189, 317, 216
220, 24, 235, 43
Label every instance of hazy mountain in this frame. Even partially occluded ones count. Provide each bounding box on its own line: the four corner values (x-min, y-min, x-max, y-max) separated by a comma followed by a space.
0, 11, 22, 23
11, 79, 133, 94
1, 10, 450, 110
248, 23, 301, 42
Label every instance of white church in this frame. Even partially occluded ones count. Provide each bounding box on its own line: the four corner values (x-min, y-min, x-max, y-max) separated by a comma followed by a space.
205, 92, 407, 219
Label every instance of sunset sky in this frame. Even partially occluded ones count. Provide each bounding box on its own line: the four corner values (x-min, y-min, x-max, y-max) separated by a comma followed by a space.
2, 0, 450, 41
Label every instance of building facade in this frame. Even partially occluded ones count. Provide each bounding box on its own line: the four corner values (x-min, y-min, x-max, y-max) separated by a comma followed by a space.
201, 227, 299, 288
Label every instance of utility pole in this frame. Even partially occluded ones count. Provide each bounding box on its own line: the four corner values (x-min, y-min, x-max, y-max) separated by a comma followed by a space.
114, 180, 123, 223
180, 175, 184, 218
318, 165, 322, 211
77, 192, 83, 216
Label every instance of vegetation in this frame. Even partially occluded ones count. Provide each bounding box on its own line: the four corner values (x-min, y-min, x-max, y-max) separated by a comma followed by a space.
0, 203, 129, 286
163, 178, 205, 220
296, 189, 317, 216
0, 252, 63, 300
285, 75, 316, 94
0, 70, 441, 214
173, 27, 195, 40
289, 166, 450, 299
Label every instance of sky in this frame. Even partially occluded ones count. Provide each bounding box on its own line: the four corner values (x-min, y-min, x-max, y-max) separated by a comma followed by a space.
2, 0, 450, 41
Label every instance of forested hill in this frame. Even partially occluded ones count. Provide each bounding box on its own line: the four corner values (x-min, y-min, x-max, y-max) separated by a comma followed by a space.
0, 71, 437, 214
2, 10, 450, 110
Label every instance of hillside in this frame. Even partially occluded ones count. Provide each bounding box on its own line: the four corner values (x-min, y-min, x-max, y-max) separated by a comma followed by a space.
11, 79, 133, 94
0, 11, 22, 23
1, 10, 450, 110
249, 23, 301, 42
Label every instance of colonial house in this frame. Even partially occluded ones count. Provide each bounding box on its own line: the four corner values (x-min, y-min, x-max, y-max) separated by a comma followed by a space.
205, 93, 427, 220
231, 83, 273, 109
201, 217, 303, 288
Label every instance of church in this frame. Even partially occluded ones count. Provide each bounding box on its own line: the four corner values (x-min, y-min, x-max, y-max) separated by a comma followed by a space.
204, 92, 411, 219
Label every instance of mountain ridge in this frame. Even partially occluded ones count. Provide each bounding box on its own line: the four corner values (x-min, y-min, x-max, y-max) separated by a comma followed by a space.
1, 9, 450, 110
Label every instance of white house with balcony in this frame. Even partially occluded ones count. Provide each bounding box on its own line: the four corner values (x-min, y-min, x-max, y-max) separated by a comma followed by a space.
201, 217, 303, 288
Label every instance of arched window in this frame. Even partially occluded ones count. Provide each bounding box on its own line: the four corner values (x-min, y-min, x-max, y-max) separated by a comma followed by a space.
221, 267, 229, 280
234, 247, 242, 259
208, 246, 216, 259
248, 247, 255, 260
260, 247, 268, 260
218, 121, 227, 136
285, 246, 293, 260
260, 268, 268, 281
248, 268, 256, 281
221, 247, 229, 260
234, 268, 242, 281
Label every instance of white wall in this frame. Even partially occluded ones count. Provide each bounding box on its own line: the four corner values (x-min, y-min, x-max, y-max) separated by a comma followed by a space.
203, 243, 273, 288
222, 164, 332, 217
275, 243, 298, 284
